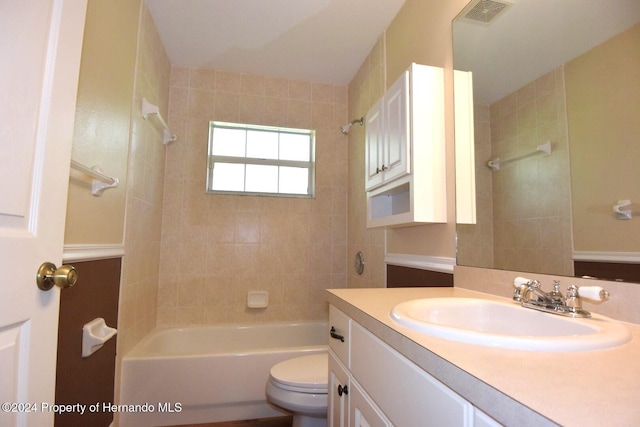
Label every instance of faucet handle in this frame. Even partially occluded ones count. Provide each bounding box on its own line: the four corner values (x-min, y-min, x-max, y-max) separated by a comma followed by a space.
512, 277, 534, 301
577, 286, 610, 302
514, 276, 532, 286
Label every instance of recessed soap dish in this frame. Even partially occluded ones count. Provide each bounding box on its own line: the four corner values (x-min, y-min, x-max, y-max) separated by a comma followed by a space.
247, 291, 269, 308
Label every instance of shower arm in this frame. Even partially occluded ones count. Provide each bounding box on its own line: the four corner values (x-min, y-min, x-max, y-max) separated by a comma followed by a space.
340, 117, 364, 134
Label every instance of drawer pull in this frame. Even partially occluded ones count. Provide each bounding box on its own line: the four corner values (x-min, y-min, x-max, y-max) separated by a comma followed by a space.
330, 326, 345, 342
338, 384, 349, 396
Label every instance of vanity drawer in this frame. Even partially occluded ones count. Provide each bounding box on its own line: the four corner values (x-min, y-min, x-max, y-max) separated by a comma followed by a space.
351, 322, 473, 427
329, 305, 350, 367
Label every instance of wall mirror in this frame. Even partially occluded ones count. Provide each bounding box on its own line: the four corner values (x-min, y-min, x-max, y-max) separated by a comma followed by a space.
453, 0, 640, 282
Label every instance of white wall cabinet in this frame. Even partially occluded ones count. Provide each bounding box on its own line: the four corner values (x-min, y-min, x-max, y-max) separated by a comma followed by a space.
365, 63, 446, 228
329, 305, 502, 427
365, 71, 410, 191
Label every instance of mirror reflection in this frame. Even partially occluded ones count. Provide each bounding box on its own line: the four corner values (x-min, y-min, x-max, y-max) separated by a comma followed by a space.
454, 0, 640, 282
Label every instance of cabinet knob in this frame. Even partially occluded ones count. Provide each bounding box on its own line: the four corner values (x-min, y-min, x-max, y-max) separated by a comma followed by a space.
338, 384, 349, 396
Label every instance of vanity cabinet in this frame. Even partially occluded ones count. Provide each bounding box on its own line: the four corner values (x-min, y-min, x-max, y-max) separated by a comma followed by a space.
364, 63, 446, 228
328, 305, 501, 427
329, 306, 392, 427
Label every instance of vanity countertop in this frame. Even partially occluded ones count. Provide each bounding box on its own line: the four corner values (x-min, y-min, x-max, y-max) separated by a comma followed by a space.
326, 287, 640, 427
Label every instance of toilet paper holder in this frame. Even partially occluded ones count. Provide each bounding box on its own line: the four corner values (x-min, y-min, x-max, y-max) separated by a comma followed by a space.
82, 318, 117, 358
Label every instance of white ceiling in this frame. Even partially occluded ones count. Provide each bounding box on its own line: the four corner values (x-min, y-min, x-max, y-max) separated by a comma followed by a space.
453, 0, 640, 105
146, 0, 406, 86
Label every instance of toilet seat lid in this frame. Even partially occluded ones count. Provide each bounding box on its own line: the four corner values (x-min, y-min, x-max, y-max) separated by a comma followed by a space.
269, 353, 328, 393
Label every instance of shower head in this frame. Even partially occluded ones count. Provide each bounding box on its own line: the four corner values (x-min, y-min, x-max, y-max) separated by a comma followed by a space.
340, 124, 352, 134
340, 117, 364, 135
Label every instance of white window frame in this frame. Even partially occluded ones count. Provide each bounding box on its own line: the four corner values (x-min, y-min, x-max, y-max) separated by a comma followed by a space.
206, 121, 316, 197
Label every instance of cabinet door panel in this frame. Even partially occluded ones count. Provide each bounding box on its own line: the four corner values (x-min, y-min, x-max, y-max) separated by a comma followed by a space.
351, 323, 473, 427
329, 351, 349, 427
365, 97, 385, 190
350, 380, 393, 427
384, 70, 410, 183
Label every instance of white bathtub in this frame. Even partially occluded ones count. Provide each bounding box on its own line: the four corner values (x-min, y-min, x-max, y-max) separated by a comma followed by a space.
119, 322, 328, 427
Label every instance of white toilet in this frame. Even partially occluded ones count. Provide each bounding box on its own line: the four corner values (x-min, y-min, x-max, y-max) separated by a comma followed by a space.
266, 353, 328, 427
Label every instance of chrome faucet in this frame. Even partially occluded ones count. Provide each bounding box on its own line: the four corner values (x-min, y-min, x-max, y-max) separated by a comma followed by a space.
512, 277, 609, 318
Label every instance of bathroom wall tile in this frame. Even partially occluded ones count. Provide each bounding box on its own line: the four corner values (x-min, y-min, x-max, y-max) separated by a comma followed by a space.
239, 93, 265, 124
162, 69, 347, 326
118, 1, 170, 376
287, 99, 312, 128
289, 80, 312, 100
207, 211, 235, 243
264, 96, 288, 125
312, 83, 334, 103
189, 68, 215, 90
534, 70, 556, 98
311, 101, 334, 130
265, 76, 289, 98
168, 86, 188, 118
235, 212, 261, 243
216, 71, 241, 92
309, 215, 333, 246
214, 91, 240, 122
170, 66, 190, 88
489, 67, 573, 277
241, 74, 265, 96
334, 85, 348, 106
187, 88, 215, 119
206, 243, 237, 277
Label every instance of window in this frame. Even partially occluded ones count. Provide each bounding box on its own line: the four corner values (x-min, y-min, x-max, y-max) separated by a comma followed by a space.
207, 122, 315, 197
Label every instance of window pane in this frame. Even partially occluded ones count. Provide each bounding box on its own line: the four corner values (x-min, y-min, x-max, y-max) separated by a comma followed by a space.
208, 122, 314, 197
211, 163, 245, 191
246, 130, 278, 159
279, 166, 309, 194
212, 127, 246, 157
280, 133, 310, 161
246, 164, 278, 193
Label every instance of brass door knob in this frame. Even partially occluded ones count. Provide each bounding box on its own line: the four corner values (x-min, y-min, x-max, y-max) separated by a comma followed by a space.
36, 262, 78, 291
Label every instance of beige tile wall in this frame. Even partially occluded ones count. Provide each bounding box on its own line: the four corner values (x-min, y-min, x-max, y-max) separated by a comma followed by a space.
457, 104, 494, 268
476, 67, 573, 276
346, 37, 386, 289
492, 67, 573, 276
158, 67, 348, 325
118, 3, 171, 355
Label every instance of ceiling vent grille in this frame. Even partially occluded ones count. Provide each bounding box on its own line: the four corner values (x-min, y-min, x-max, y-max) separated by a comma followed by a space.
462, 0, 514, 24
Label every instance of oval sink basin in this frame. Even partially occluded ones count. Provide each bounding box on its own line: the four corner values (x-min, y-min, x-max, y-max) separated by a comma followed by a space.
390, 298, 631, 352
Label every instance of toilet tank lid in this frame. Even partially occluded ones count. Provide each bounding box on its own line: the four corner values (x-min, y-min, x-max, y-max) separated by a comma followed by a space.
269, 353, 328, 390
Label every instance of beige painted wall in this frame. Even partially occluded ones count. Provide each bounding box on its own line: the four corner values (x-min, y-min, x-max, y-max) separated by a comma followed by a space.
567, 23, 640, 252
158, 68, 348, 325
63, 0, 170, 357
347, 0, 469, 269
64, 0, 140, 245
382, 0, 468, 257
